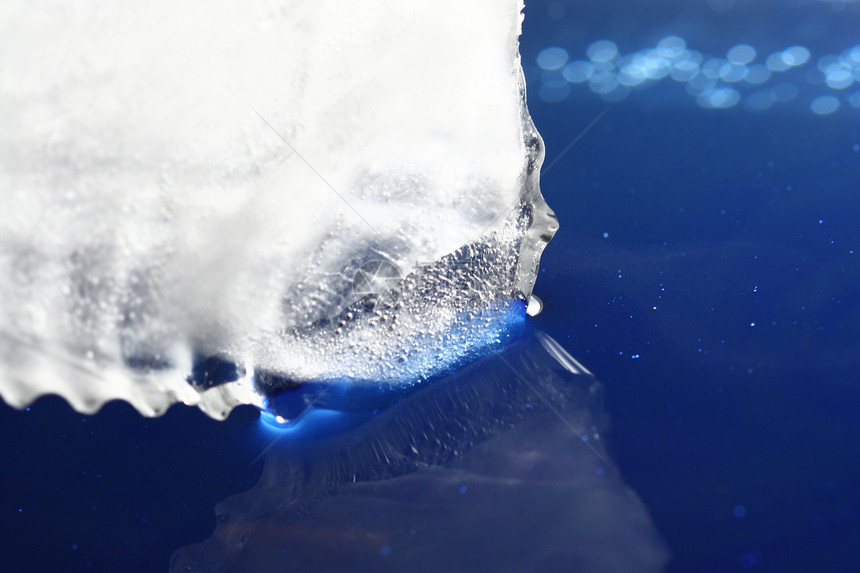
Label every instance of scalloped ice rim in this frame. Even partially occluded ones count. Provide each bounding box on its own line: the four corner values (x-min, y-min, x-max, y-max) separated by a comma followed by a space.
0, 0, 556, 419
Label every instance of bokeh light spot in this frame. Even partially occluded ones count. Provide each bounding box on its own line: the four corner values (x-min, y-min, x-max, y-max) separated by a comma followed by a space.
537, 46, 569, 71
811, 95, 840, 114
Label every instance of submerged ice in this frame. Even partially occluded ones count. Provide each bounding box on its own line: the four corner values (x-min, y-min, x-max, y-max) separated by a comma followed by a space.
0, 0, 556, 418
171, 333, 669, 573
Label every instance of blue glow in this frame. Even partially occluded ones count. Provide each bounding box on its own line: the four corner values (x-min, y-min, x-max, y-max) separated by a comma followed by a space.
259, 410, 292, 431
258, 406, 369, 439
257, 299, 528, 437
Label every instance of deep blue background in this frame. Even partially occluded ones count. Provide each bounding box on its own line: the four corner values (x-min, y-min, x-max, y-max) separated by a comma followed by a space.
523, 1, 860, 571
2, 1, 859, 572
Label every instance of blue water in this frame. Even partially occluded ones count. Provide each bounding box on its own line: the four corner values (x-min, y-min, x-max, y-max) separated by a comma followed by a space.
3, 1, 860, 571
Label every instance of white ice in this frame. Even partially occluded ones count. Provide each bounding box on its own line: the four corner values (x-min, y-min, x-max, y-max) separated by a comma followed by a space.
0, 0, 555, 418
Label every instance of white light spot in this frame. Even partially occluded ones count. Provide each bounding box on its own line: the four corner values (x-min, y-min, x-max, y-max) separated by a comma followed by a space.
671, 59, 700, 82
727, 44, 756, 65
720, 62, 748, 82
825, 66, 854, 89
537, 46, 570, 71
526, 295, 543, 317
587, 40, 619, 64
698, 87, 740, 109
783, 45, 811, 66
641, 50, 672, 79
619, 62, 647, 86
766, 52, 791, 72
656, 36, 687, 59
562, 60, 594, 83
811, 95, 840, 115
588, 71, 618, 93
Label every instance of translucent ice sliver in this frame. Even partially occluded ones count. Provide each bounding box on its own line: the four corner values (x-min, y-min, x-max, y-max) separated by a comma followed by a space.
0, 0, 556, 418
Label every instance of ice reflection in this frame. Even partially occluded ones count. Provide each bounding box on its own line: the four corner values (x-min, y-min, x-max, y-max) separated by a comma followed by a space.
171, 333, 668, 572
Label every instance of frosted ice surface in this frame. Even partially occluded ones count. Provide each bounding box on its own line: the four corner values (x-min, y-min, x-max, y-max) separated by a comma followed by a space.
0, 0, 556, 418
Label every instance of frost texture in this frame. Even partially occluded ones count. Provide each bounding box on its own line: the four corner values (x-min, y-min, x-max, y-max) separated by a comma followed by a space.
0, 0, 556, 418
